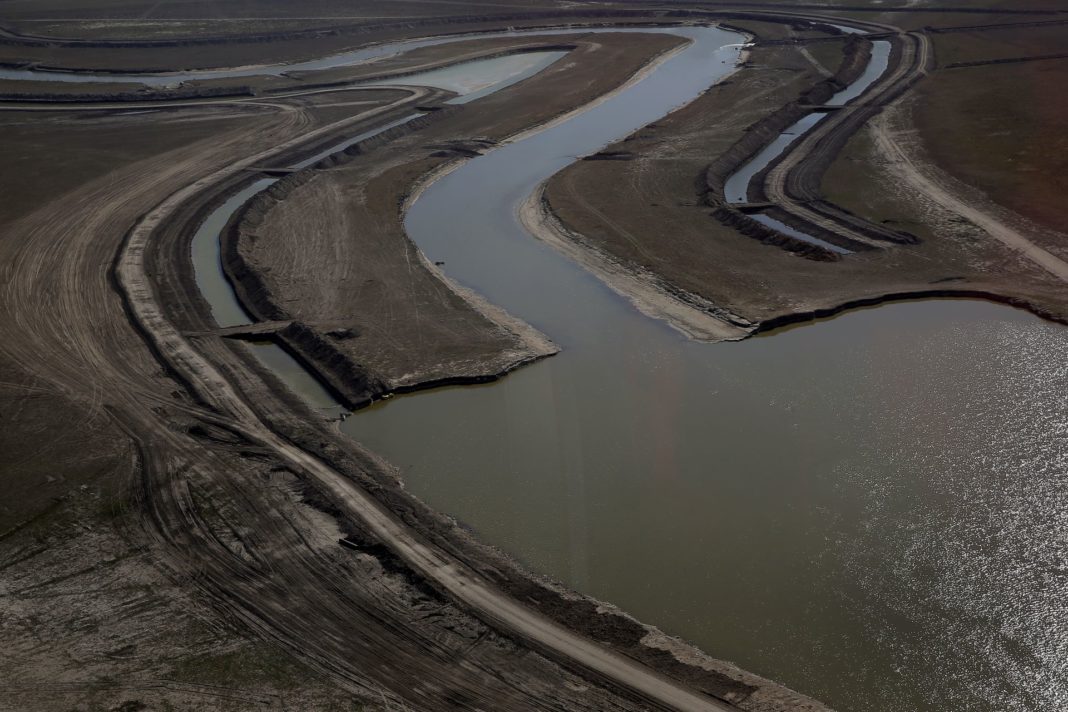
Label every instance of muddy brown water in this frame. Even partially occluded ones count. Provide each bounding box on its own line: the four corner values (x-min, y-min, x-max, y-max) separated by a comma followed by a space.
182, 25, 1068, 712
338, 27, 1066, 712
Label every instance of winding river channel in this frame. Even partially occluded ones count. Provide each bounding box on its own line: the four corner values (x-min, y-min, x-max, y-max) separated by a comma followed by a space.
344, 27, 1067, 712
40, 22, 1066, 712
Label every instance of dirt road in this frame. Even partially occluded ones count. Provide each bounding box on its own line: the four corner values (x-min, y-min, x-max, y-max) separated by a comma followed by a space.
869, 110, 1068, 283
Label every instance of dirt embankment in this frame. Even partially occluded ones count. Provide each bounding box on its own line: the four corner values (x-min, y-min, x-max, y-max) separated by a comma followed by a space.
705, 35, 873, 193
217, 103, 555, 409
119, 89, 710, 711
728, 33, 925, 254
218, 34, 688, 407
709, 206, 841, 262
0, 98, 423, 711
760, 36, 926, 206
132, 31, 833, 710
543, 20, 1068, 332
223, 109, 459, 315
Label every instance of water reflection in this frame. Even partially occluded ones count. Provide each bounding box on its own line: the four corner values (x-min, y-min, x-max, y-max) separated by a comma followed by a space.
353, 300, 1068, 712
343, 24, 1068, 712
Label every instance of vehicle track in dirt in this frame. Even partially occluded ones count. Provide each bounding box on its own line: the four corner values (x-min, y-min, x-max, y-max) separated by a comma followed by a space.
867, 84, 1068, 284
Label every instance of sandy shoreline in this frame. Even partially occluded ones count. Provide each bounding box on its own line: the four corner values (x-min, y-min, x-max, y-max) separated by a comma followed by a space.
519, 184, 753, 341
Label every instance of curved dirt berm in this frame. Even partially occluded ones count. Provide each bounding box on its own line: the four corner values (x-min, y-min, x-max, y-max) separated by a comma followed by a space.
222, 109, 559, 404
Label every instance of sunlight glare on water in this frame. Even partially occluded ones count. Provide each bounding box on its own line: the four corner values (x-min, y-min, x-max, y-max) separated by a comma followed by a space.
339, 23, 1068, 711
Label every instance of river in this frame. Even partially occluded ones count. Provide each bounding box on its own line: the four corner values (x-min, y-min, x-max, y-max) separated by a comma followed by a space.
338, 26, 1067, 712
108, 22, 1068, 712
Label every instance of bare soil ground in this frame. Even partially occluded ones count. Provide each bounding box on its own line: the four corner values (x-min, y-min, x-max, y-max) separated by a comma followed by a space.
118, 30, 828, 705
814, 13, 1068, 313
913, 33, 1068, 237
543, 25, 880, 325
0, 99, 389, 711
0, 491, 365, 712
0, 84, 678, 711
9, 2, 1064, 710
763, 1, 1068, 268
0, 106, 256, 224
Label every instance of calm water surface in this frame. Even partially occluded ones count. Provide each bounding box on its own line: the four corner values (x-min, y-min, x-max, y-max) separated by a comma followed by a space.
338, 25, 1068, 712
177, 22, 1068, 711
